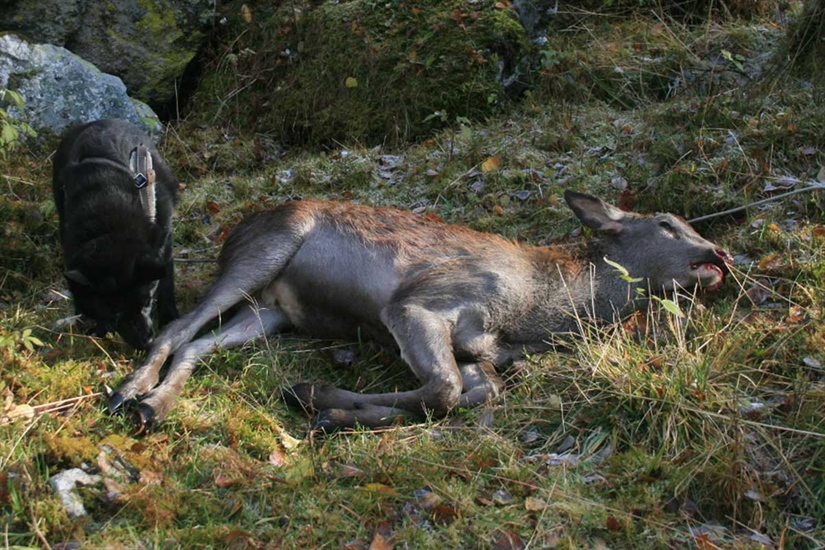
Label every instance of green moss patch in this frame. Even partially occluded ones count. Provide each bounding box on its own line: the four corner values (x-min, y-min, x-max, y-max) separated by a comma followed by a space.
189, 0, 530, 146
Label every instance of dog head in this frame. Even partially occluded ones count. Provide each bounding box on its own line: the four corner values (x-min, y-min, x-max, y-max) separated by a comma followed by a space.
65, 231, 167, 350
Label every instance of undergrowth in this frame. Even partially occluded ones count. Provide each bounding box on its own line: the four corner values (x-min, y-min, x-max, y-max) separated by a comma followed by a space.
1, 4, 824, 549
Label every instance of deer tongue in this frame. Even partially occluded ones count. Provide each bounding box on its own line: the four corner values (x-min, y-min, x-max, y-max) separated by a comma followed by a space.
694, 262, 724, 292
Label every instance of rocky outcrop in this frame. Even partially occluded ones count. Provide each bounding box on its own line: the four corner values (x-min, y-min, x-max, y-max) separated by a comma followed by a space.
0, 34, 160, 135
0, 0, 214, 110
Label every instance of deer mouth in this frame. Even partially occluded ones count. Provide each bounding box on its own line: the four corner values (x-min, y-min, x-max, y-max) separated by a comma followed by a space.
690, 249, 732, 292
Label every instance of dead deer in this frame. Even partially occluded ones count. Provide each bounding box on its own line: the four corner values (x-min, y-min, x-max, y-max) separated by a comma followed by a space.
108, 191, 731, 431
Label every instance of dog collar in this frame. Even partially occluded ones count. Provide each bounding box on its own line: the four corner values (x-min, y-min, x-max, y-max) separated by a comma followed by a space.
129, 145, 157, 223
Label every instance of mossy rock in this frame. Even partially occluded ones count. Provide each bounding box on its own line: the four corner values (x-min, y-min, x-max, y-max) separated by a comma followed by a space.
0, 0, 213, 111
189, 0, 532, 146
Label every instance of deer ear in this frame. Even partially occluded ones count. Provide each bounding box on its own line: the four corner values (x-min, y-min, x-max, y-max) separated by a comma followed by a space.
564, 191, 625, 233
65, 270, 91, 286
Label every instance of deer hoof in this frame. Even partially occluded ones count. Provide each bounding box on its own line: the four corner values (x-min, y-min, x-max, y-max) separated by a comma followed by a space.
108, 391, 129, 413
312, 408, 352, 432
281, 383, 318, 414
131, 402, 157, 435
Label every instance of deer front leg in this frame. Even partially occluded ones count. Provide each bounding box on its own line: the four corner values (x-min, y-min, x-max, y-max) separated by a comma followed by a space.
284, 303, 462, 430
458, 361, 505, 408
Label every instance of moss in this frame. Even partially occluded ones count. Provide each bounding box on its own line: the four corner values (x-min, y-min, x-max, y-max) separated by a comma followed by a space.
127, 0, 204, 105
188, 0, 532, 146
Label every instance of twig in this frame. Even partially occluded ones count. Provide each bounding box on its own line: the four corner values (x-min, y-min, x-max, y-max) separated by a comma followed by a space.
29, 506, 51, 550
689, 183, 825, 223
174, 258, 219, 264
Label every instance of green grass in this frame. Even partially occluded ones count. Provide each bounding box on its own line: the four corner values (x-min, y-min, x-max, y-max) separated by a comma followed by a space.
2, 8, 825, 549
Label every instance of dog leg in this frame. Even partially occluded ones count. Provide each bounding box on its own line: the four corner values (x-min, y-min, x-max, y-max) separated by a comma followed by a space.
285, 303, 463, 429
132, 304, 290, 431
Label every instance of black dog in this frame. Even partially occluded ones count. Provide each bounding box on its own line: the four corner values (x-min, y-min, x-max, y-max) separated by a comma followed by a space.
52, 119, 179, 349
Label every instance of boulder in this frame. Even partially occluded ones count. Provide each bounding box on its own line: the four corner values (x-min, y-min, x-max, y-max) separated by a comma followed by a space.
0, 0, 214, 110
0, 34, 161, 136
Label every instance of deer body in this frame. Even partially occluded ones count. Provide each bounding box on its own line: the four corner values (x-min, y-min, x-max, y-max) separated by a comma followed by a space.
109, 192, 730, 431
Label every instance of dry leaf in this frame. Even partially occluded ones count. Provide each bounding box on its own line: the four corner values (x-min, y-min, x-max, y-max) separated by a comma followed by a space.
481, 156, 502, 172
431, 504, 459, 525
139, 469, 163, 485
346, 77, 359, 88
340, 463, 366, 478
0, 472, 9, 505
214, 471, 244, 488
269, 448, 287, 468
491, 530, 525, 550
240, 4, 252, 23
606, 515, 623, 531
278, 430, 302, 450
524, 496, 547, 511
369, 522, 393, 550
416, 490, 442, 511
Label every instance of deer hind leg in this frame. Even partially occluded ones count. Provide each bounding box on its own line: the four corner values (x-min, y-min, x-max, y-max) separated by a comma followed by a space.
283, 303, 462, 430
110, 230, 305, 413
133, 304, 290, 432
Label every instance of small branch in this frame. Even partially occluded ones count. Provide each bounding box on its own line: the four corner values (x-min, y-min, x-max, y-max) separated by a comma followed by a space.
174, 258, 219, 264
689, 183, 825, 223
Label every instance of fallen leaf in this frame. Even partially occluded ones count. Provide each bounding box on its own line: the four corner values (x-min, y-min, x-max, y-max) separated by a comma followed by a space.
345, 77, 359, 88
139, 469, 162, 485
617, 188, 635, 211
206, 200, 221, 214
241, 4, 252, 22
214, 471, 245, 488
369, 521, 393, 550
524, 496, 547, 511
431, 504, 459, 525
340, 463, 366, 478
278, 430, 302, 450
415, 488, 442, 510
492, 489, 513, 505
481, 156, 502, 172
802, 356, 822, 369
491, 530, 525, 550
269, 448, 287, 468
0, 472, 8, 505
787, 306, 806, 323
606, 515, 623, 531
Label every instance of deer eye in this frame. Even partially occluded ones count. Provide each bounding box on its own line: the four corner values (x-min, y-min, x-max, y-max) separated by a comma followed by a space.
659, 220, 674, 231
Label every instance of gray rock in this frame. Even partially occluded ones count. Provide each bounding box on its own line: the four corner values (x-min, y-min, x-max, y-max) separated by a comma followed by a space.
48, 468, 102, 519
0, 34, 161, 136
0, 0, 214, 108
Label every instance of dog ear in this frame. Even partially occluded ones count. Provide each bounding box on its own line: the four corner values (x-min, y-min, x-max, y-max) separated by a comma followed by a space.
65, 270, 92, 286
136, 254, 167, 282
